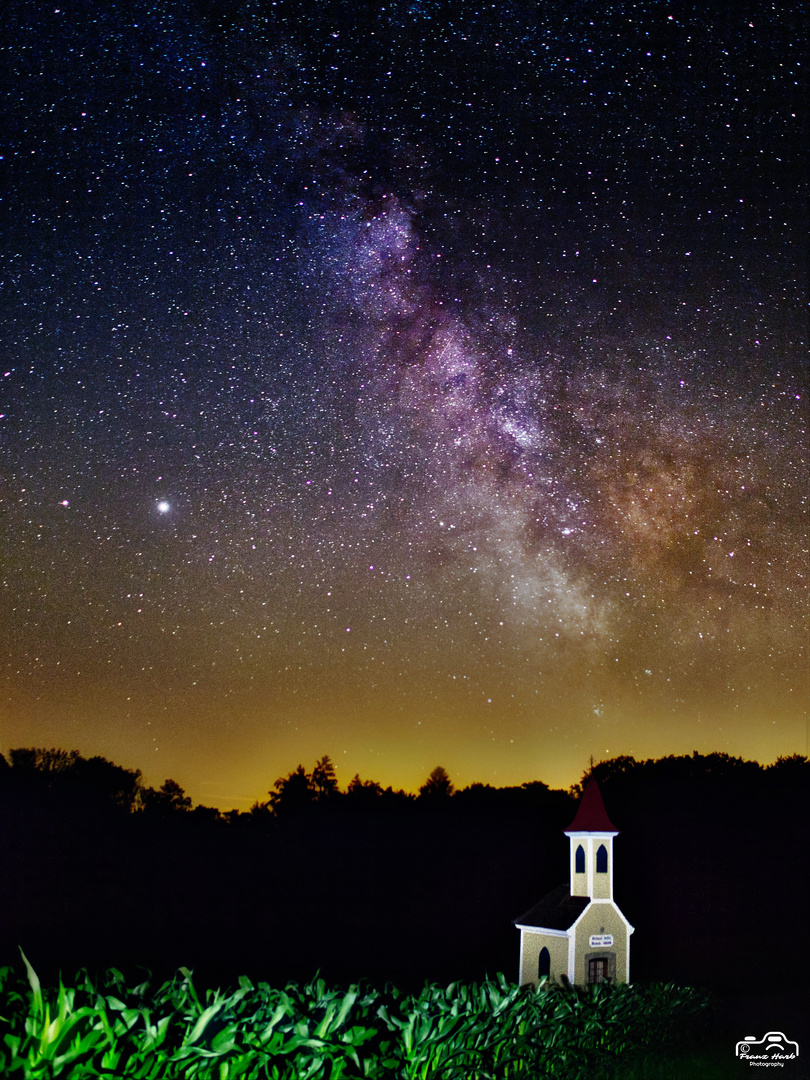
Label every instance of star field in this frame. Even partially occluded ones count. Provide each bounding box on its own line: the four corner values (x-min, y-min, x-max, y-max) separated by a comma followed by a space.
1, 0, 806, 807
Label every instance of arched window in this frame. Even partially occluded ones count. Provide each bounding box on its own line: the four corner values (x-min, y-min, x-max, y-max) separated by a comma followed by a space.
575, 844, 585, 873
596, 843, 608, 873
538, 947, 550, 979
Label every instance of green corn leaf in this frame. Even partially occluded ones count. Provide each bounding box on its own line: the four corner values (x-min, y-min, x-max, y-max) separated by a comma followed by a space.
19, 950, 43, 1021
118, 1006, 145, 1031
100, 1044, 122, 1069
139, 1012, 171, 1052
256, 1002, 292, 1042
313, 1001, 337, 1040
3, 1033, 21, 1058
210, 1024, 238, 1054
333, 986, 357, 1017
45, 1005, 107, 1060
183, 998, 229, 1046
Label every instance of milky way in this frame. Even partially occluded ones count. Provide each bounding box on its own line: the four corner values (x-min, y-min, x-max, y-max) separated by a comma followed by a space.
1, 0, 806, 805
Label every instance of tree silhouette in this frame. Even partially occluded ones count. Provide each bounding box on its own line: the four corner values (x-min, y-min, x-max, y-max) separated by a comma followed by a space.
419, 765, 454, 800
265, 756, 341, 816
189, 803, 222, 825
73, 755, 143, 811
141, 778, 192, 815
311, 755, 338, 800
10, 747, 80, 775
766, 753, 808, 780
268, 763, 315, 815
7, 747, 143, 810
346, 773, 384, 801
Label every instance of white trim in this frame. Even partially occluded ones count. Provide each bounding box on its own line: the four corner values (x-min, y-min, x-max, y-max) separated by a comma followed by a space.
514, 924, 571, 938
563, 830, 619, 838
568, 930, 576, 980
569, 905, 588, 930
626, 931, 631, 982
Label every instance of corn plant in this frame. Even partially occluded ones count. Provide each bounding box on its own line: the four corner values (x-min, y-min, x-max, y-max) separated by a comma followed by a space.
0, 954, 712, 1079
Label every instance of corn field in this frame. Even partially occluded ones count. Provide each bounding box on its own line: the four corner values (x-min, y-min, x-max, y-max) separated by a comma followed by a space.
0, 952, 710, 1079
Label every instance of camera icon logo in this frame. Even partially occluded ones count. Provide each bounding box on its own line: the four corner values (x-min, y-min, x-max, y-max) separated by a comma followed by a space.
736, 1031, 799, 1059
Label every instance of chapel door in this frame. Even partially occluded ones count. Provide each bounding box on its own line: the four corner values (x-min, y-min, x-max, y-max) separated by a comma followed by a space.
588, 957, 609, 984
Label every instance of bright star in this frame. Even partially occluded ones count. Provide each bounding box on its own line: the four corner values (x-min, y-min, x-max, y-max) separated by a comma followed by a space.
157, 501, 170, 513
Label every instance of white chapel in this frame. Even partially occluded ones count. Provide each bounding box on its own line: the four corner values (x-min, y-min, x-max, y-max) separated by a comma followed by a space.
514, 778, 634, 986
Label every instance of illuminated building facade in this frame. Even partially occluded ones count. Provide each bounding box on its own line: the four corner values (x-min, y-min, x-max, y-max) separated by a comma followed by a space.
514, 779, 634, 986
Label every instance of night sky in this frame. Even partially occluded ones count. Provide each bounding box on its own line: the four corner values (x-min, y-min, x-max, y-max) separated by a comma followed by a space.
2, 0, 806, 809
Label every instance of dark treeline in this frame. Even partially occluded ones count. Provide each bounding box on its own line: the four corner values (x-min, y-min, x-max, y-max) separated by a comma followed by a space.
0, 749, 806, 997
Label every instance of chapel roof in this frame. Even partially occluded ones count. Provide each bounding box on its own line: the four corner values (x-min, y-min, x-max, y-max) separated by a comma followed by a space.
513, 883, 589, 931
565, 777, 618, 833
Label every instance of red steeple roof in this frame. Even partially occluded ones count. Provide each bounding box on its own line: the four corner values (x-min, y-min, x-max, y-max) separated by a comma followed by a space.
565, 778, 619, 833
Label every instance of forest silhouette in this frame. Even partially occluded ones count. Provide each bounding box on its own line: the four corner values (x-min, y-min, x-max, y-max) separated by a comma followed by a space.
0, 748, 806, 997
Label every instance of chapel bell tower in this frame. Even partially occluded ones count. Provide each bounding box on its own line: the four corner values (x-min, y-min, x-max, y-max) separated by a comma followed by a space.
564, 778, 619, 901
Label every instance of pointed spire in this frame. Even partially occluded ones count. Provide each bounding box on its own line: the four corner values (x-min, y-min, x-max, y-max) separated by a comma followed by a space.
566, 777, 619, 833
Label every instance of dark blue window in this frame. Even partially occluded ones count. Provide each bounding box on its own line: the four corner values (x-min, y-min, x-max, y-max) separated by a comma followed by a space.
575, 845, 585, 873
596, 844, 608, 873
538, 947, 550, 979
